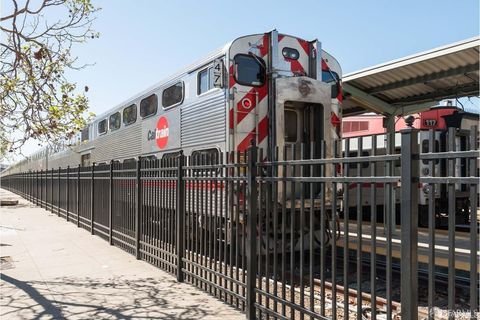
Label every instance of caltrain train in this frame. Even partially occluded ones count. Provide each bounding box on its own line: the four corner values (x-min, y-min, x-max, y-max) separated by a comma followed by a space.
2, 30, 343, 250
4, 30, 342, 176
342, 106, 479, 227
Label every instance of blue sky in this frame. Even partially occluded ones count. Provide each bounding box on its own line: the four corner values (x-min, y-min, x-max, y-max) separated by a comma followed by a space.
3, 0, 480, 159
68, 0, 479, 116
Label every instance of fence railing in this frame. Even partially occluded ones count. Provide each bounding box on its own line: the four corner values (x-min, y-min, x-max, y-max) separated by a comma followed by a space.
2, 128, 479, 320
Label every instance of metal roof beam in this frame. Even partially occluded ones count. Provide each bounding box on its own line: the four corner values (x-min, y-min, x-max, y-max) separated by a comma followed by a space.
343, 83, 396, 115
392, 101, 437, 116
390, 82, 479, 104
367, 62, 479, 94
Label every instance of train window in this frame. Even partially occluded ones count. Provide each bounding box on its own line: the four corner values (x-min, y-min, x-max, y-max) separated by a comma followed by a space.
109, 112, 121, 131
284, 110, 298, 143
162, 82, 184, 108
140, 94, 158, 118
123, 158, 136, 164
421, 140, 440, 164
81, 126, 89, 142
162, 151, 182, 160
198, 68, 212, 95
343, 121, 369, 133
123, 104, 137, 125
98, 119, 107, 135
142, 155, 157, 163
322, 70, 339, 83
162, 151, 182, 165
191, 148, 220, 165
81, 154, 91, 167
322, 70, 340, 98
234, 54, 266, 87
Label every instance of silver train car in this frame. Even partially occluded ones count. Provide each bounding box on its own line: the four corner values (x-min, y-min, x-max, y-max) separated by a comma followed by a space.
3, 30, 344, 251
5, 30, 342, 178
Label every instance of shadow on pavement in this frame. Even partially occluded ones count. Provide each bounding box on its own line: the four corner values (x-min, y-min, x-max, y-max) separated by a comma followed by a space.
1, 274, 217, 319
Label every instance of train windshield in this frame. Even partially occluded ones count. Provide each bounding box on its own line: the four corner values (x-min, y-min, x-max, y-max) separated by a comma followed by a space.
234, 54, 265, 87
322, 70, 339, 83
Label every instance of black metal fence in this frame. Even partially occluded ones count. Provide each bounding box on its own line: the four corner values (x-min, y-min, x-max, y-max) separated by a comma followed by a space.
2, 128, 479, 320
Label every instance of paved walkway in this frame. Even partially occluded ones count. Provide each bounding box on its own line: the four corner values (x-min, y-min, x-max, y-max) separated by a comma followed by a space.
0, 189, 244, 320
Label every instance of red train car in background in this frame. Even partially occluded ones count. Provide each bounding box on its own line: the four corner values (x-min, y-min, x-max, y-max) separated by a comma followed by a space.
342, 106, 479, 227
343, 106, 478, 137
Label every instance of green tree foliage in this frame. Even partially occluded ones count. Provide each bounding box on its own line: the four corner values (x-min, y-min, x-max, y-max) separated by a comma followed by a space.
0, 0, 99, 156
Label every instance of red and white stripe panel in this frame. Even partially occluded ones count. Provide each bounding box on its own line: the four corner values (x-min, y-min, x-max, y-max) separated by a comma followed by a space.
321, 58, 342, 141
229, 34, 315, 153
277, 35, 310, 77
229, 34, 269, 153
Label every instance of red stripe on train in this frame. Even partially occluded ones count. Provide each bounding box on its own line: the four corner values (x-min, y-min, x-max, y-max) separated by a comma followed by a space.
236, 116, 269, 151
289, 60, 306, 75
229, 108, 234, 130
229, 65, 235, 89
257, 116, 269, 142
297, 39, 310, 55
259, 34, 269, 57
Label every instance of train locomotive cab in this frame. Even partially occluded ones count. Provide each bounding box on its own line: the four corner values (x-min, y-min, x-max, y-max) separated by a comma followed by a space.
229, 31, 342, 205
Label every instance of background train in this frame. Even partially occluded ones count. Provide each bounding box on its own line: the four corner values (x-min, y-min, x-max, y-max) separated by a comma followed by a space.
342, 106, 479, 227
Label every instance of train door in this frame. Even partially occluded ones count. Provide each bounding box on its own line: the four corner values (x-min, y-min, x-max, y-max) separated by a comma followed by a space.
284, 103, 324, 158
284, 102, 324, 198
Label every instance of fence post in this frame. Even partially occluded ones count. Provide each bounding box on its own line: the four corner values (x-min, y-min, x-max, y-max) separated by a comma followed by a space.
77, 164, 80, 228
26, 172, 29, 199
91, 163, 95, 234
50, 169, 54, 212
36, 170, 39, 206
400, 128, 419, 320
66, 166, 70, 222
135, 158, 142, 260
176, 152, 185, 282
29, 172, 31, 201
109, 160, 113, 245
246, 141, 258, 320
40, 170, 43, 208
58, 167, 61, 217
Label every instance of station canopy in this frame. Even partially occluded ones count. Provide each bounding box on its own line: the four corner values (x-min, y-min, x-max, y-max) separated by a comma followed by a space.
342, 37, 480, 117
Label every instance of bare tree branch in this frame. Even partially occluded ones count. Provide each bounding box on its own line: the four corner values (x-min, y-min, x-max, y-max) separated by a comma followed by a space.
0, 0, 99, 158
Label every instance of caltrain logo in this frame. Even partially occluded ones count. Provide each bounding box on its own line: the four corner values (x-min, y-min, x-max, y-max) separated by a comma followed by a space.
147, 116, 169, 149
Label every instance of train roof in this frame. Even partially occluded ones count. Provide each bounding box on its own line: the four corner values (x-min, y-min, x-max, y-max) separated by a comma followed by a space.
92, 31, 338, 122
93, 41, 232, 121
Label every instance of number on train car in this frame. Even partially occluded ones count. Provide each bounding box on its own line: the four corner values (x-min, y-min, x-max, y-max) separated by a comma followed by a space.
424, 119, 437, 126
213, 58, 224, 88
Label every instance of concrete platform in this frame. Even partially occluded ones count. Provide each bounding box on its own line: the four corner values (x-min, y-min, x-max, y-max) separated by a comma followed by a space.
0, 189, 244, 320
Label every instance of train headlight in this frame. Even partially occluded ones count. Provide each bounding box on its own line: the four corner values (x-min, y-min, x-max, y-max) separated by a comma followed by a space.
422, 167, 429, 175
